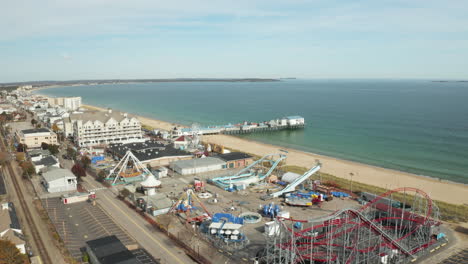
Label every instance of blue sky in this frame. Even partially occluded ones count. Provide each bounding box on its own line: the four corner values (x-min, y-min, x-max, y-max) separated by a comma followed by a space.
1, 0, 467, 82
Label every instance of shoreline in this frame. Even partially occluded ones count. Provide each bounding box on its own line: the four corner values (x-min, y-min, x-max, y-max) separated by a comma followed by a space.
78, 103, 468, 205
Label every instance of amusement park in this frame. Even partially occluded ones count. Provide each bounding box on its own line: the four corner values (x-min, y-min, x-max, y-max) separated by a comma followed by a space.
96, 144, 448, 264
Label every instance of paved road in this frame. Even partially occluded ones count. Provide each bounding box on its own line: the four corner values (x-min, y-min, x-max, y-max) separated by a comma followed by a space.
80, 176, 196, 264
57, 147, 196, 264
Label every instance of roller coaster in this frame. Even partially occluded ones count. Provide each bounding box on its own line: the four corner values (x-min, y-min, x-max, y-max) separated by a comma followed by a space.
210, 153, 287, 190
263, 187, 444, 264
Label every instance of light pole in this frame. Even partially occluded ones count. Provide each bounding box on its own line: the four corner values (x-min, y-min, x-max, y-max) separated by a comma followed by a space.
349, 172, 354, 193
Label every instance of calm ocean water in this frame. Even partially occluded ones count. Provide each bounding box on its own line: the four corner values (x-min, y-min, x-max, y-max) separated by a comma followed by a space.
37, 80, 468, 184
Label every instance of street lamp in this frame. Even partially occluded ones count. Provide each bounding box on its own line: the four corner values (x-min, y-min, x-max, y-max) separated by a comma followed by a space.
349, 172, 354, 193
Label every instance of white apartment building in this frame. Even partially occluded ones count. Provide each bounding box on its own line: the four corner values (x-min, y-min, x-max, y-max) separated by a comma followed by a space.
16, 128, 58, 148
48, 96, 82, 111
69, 109, 143, 147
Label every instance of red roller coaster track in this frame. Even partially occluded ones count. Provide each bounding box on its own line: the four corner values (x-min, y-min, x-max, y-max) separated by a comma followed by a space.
270, 187, 440, 263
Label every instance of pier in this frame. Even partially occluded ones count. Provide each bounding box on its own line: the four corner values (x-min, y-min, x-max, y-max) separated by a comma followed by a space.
174, 116, 305, 136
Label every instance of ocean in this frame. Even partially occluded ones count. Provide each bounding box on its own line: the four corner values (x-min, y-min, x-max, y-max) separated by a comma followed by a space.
36, 79, 468, 184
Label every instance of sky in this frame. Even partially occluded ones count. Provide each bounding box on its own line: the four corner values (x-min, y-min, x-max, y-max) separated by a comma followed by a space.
1, 0, 467, 82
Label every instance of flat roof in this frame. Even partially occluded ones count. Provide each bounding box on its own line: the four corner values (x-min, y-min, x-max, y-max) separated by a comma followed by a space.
33, 156, 58, 167
86, 235, 138, 264
21, 128, 51, 134
42, 168, 76, 182
0, 173, 6, 195
109, 140, 191, 162
217, 152, 253, 162
171, 157, 225, 169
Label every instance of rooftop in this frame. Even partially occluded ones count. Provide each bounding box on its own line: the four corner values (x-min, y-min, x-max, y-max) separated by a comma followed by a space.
69, 109, 138, 124
42, 168, 76, 182
285, 116, 304, 120
217, 152, 253, 162
171, 157, 225, 169
33, 155, 58, 167
108, 140, 191, 162
28, 149, 51, 157
0, 173, 6, 195
86, 235, 139, 264
21, 128, 51, 134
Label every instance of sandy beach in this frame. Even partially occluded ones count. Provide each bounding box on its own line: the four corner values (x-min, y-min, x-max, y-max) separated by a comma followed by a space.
80, 104, 468, 205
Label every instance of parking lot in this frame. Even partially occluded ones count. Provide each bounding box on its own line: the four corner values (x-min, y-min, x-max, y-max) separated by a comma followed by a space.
42, 197, 157, 263
439, 249, 468, 264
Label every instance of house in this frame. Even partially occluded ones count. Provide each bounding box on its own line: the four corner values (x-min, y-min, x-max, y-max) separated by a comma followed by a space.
218, 152, 254, 169
28, 148, 51, 162
170, 157, 226, 175
173, 135, 192, 150
85, 235, 139, 264
16, 128, 58, 148
42, 168, 77, 193
33, 155, 60, 173
0, 203, 26, 254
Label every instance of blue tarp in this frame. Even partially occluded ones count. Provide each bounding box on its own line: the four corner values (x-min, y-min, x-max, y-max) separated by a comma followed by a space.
212, 213, 244, 225
331, 192, 350, 198
91, 156, 104, 164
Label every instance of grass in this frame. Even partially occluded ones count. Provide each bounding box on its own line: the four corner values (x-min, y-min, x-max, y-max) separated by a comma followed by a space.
142, 124, 155, 131
281, 165, 468, 223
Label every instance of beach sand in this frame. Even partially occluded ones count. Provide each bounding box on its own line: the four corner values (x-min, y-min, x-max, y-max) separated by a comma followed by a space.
83, 104, 468, 205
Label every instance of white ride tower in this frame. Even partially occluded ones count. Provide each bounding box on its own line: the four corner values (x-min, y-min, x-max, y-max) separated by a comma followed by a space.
106, 150, 153, 185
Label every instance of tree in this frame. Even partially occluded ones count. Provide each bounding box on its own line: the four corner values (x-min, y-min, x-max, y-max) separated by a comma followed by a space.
0, 152, 8, 166
16, 144, 27, 152
97, 170, 107, 182
15, 153, 25, 162
71, 164, 86, 178
119, 189, 131, 199
47, 144, 60, 156
41, 142, 49, 150
67, 147, 77, 160
81, 156, 91, 169
0, 239, 29, 264
30, 119, 37, 126
51, 123, 60, 133
19, 161, 35, 176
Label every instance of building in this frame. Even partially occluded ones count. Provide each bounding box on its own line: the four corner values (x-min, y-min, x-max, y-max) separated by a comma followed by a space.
16, 128, 58, 148
285, 116, 305, 126
42, 168, 77, 193
108, 140, 192, 167
173, 135, 193, 150
170, 157, 226, 175
28, 148, 51, 162
33, 155, 60, 173
48, 96, 82, 111
66, 109, 143, 147
218, 152, 253, 169
0, 203, 26, 254
85, 235, 139, 264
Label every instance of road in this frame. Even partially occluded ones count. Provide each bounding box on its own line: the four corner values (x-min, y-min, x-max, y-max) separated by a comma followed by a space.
58, 150, 196, 264
1, 129, 66, 264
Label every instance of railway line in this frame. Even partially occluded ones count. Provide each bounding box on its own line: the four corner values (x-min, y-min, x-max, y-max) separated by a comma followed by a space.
0, 131, 53, 264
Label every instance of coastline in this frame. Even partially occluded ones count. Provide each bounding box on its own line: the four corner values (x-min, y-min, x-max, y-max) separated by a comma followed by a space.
80, 103, 468, 205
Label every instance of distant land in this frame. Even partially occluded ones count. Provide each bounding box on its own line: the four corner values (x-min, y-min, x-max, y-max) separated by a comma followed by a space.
431, 80, 468, 82
0, 78, 280, 88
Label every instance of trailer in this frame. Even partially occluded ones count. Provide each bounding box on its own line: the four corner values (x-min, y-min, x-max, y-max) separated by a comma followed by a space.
62, 192, 95, 204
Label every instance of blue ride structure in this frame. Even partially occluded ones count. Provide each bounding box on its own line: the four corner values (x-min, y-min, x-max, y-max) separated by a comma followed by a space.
209, 153, 287, 190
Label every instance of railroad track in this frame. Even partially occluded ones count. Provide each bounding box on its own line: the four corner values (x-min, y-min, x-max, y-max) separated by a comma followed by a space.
0, 132, 53, 263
